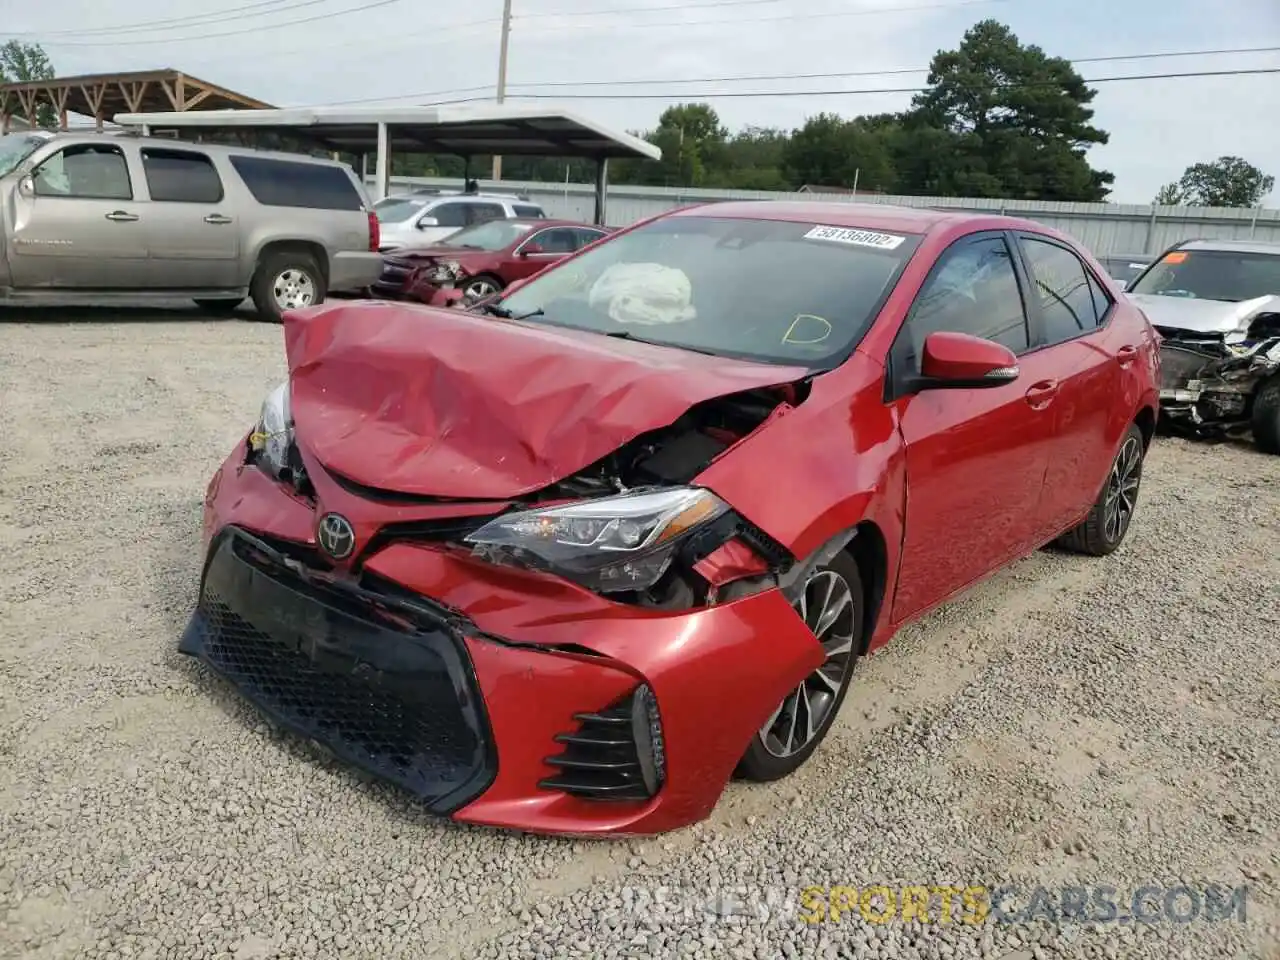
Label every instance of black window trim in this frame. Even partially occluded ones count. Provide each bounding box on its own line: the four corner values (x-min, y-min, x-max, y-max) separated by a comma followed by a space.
885, 229, 1034, 402
1010, 231, 1116, 353
140, 146, 225, 204
30, 143, 134, 202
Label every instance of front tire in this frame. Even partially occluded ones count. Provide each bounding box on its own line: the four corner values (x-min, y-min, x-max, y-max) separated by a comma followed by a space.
736, 552, 864, 782
1056, 422, 1145, 556
1251, 374, 1280, 455
251, 251, 326, 323
462, 273, 504, 301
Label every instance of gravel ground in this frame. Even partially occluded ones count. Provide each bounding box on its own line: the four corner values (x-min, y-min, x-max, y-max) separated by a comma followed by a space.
1, 316, 1278, 960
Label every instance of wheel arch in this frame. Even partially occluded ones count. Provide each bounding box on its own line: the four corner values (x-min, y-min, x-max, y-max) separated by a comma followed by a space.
1134, 403, 1157, 450
255, 239, 330, 285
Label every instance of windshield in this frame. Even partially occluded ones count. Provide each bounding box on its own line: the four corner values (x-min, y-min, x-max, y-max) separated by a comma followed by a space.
492, 215, 920, 366
374, 197, 427, 224
1129, 249, 1280, 302
442, 219, 534, 251
0, 133, 46, 178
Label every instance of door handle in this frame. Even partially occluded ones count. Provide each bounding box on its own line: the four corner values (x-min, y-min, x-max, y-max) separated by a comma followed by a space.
203, 214, 233, 225
1116, 344, 1138, 366
1024, 379, 1060, 409
104, 210, 139, 222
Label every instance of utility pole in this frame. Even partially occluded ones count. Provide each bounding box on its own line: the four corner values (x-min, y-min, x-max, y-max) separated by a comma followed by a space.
491, 0, 513, 182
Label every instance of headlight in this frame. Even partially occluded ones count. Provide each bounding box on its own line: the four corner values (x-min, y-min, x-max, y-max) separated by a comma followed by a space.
464, 487, 729, 593
247, 381, 293, 476
425, 260, 461, 283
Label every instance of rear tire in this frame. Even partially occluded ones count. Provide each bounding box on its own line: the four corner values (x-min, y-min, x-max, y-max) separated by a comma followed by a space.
1055, 422, 1145, 556
251, 250, 326, 323
736, 551, 864, 782
1251, 374, 1280, 455
193, 297, 243, 314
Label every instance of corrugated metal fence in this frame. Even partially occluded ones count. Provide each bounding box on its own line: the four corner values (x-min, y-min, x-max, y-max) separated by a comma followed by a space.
372, 175, 1280, 256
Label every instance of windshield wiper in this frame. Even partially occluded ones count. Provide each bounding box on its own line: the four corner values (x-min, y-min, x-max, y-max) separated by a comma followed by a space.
600, 329, 721, 356
473, 302, 544, 321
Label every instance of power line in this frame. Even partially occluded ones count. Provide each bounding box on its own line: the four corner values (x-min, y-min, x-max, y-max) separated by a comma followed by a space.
7, 0, 353, 38
524, 0, 781, 17
498, 66, 1280, 99
501, 44, 1280, 88
32, 0, 431, 47
295, 44, 1280, 107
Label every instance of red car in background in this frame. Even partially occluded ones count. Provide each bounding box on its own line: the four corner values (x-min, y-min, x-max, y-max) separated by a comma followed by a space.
371, 218, 611, 305
183, 201, 1160, 837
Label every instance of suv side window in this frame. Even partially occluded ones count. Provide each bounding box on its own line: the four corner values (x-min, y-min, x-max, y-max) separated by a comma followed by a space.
513, 203, 546, 218
141, 149, 224, 203
429, 202, 469, 228
468, 202, 506, 224
898, 235, 1030, 375
1020, 236, 1102, 344
33, 144, 132, 200
229, 156, 363, 210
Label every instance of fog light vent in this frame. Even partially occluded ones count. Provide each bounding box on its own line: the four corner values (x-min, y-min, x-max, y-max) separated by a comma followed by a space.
539, 684, 665, 801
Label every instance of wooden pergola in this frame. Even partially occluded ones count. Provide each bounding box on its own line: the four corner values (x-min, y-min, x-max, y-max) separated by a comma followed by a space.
0, 69, 272, 133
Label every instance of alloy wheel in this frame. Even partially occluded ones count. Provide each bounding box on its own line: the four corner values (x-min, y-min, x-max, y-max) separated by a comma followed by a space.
464, 278, 497, 299
758, 570, 858, 759
272, 268, 317, 311
1103, 435, 1142, 544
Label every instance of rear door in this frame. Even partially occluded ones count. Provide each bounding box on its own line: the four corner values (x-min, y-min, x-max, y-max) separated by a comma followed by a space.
139, 147, 240, 288
889, 231, 1062, 622
7, 140, 149, 288
1013, 233, 1129, 539
466, 202, 506, 226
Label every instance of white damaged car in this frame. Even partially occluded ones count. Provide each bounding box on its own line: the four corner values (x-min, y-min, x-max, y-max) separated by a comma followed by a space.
1126, 239, 1280, 454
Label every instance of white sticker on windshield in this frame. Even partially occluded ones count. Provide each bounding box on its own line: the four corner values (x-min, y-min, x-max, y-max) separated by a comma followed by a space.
803, 225, 906, 250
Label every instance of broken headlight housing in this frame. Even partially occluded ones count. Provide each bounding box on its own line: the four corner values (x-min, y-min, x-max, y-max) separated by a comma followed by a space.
423, 260, 462, 284
247, 381, 293, 476
464, 487, 729, 593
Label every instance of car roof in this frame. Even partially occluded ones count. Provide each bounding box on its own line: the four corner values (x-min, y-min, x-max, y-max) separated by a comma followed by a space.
1176, 238, 1280, 256
668, 199, 1047, 237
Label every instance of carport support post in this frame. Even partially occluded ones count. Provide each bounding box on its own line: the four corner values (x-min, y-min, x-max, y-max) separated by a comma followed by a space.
374, 122, 390, 202
593, 158, 609, 227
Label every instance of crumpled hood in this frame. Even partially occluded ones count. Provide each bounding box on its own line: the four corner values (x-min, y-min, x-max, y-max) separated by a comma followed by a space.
282, 301, 809, 500
385, 245, 464, 264
1128, 293, 1280, 335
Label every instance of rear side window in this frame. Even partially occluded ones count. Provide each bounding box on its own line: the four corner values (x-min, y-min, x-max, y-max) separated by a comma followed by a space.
229, 156, 363, 210
468, 202, 506, 224
141, 148, 223, 203
514, 203, 545, 218
573, 228, 608, 249
429, 202, 470, 228
1020, 237, 1101, 344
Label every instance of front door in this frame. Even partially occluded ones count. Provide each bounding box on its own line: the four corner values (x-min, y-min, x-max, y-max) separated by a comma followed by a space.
7, 141, 150, 288
888, 232, 1058, 622
138, 147, 239, 288
509, 226, 579, 281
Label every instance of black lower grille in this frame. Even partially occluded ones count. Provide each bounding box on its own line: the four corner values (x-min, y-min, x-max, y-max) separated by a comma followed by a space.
181, 528, 495, 814
540, 686, 664, 801
1160, 345, 1217, 389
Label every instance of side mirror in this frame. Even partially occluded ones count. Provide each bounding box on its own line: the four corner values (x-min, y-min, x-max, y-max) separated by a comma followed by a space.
519, 242, 543, 258
912, 331, 1019, 390
18, 175, 35, 198
416, 216, 439, 229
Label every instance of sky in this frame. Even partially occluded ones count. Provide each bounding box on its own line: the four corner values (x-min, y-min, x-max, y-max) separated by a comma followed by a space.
8, 0, 1280, 203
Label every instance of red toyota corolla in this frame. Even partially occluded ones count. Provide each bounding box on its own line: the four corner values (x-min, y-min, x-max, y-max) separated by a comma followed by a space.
183, 201, 1160, 837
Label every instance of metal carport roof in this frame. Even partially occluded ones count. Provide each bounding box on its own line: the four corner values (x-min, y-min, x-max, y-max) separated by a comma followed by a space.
112, 103, 662, 224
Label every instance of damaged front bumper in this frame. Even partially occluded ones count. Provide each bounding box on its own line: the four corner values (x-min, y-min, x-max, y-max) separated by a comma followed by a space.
182, 449, 824, 836
1156, 332, 1280, 434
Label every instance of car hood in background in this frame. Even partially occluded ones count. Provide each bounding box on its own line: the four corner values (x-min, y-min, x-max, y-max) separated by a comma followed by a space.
282, 302, 809, 500
385, 244, 474, 263
1128, 293, 1280, 335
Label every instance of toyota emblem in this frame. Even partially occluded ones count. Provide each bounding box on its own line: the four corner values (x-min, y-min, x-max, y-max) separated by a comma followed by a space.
316, 513, 356, 559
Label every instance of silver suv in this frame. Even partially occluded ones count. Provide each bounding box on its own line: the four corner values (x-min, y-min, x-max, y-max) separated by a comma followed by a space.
0, 131, 383, 321
373, 192, 547, 251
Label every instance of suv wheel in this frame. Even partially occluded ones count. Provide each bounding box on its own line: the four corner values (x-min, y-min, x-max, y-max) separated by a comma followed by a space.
251, 250, 326, 323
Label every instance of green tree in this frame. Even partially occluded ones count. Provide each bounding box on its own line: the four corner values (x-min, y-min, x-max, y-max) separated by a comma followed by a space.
906, 20, 1112, 200
782, 113, 894, 192
0, 40, 56, 128
1161, 156, 1275, 208
1152, 182, 1186, 206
